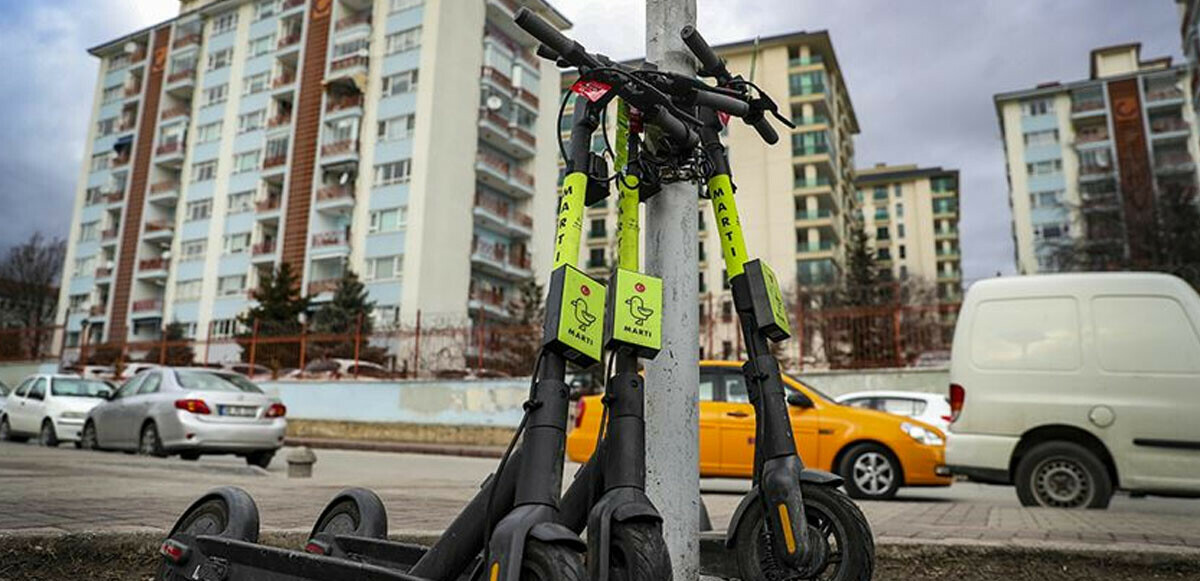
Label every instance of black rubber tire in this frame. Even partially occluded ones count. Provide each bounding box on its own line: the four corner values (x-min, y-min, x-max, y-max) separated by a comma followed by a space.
309, 488, 389, 540
519, 539, 587, 581
838, 443, 901, 501
0, 415, 27, 443
81, 421, 100, 451
180, 452, 200, 461
246, 450, 275, 469
733, 484, 875, 581
158, 487, 261, 580
39, 420, 59, 447
1015, 441, 1113, 509
139, 423, 166, 457
607, 521, 672, 581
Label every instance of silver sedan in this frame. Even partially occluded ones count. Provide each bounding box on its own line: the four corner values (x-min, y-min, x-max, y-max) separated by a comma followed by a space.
82, 367, 286, 468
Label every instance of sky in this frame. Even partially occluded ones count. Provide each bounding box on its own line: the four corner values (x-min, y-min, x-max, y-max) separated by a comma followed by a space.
0, 0, 1183, 285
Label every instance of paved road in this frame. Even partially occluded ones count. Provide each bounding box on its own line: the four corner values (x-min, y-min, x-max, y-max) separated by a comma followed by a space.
2, 442, 1200, 554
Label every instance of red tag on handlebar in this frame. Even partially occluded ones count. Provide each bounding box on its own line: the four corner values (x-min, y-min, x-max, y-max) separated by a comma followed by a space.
717, 111, 730, 127
571, 79, 612, 102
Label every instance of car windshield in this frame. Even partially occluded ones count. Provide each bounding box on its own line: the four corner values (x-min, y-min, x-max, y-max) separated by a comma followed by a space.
175, 370, 264, 394
786, 374, 836, 404
51, 378, 111, 398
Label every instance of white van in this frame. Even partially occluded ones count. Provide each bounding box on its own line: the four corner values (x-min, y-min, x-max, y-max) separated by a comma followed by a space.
946, 273, 1200, 509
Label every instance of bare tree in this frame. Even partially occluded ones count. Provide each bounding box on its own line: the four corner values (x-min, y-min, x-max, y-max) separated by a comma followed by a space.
0, 232, 66, 359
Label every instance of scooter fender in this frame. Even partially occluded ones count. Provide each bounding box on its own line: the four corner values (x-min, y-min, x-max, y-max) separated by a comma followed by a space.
587, 488, 663, 581
489, 505, 586, 581
723, 465, 843, 549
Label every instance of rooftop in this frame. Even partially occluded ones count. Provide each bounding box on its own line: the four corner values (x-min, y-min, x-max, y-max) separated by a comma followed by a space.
855, 163, 957, 184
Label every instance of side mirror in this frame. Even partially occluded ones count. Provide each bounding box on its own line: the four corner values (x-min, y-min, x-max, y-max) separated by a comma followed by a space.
29, 392, 44, 402
100, 390, 113, 400
786, 392, 813, 409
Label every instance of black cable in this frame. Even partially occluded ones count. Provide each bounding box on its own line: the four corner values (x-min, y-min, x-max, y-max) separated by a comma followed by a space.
556, 90, 571, 165
588, 348, 618, 506
481, 348, 546, 573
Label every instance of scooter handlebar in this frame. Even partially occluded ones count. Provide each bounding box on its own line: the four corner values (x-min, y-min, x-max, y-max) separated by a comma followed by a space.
680, 25, 729, 81
514, 7, 591, 68
749, 114, 779, 145
694, 90, 750, 118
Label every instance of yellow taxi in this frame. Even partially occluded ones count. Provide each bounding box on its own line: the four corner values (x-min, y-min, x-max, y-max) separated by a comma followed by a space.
567, 360, 952, 500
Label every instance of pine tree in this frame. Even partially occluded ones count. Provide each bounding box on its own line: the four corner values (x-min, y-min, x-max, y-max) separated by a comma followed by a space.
839, 218, 880, 306
308, 270, 386, 363
144, 321, 196, 366
238, 263, 309, 369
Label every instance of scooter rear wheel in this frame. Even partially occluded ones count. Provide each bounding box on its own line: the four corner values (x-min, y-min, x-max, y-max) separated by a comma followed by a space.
157, 487, 260, 580
519, 539, 587, 581
732, 484, 873, 581
608, 521, 672, 581
310, 487, 389, 539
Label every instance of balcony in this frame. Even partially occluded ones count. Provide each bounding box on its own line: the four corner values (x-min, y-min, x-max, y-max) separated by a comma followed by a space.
277, 32, 302, 51
796, 240, 834, 254
262, 153, 289, 172
172, 33, 201, 50
123, 83, 143, 99
320, 139, 359, 166
793, 176, 832, 191
1155, 152, 1196, 174
315, 185, 355, 212
335, 12, 371, 34
137, 257, 170, 279
1074, 128, 1109, 145
481, 66, 514, 94
88, 304, 108, 319
507, 250, 533, 277
267, 113, 292, 130
328, 55, 368, 80
1145, 86, 1185, 105
308, 279, 340, 296
470, 239, 509, 276
101, 228, 120, 245
103, 190, 125, 205
935, 228, 959, 240
310, 230, 350, 256
1070, 99, 1106, 117
510, 168, 535, 197
1079, 164, 1115, 181
1150, 117, 1190, 138
933, 203, 958, 218
94, 267, 113, 280
166, 67, 196, 87
325, 94, 364, 117
281, 0, 305, 12
112, 153, 131, 168
143, 220, 175, 242
936, 248, 961, 260
509, 125, 536, 158
155, 140, 185, 165
794, 208, 833, 223
251, 241, 277, 261
131, 298, 163, 317
256, 197, 282, 217
515, 88, 540, 111
468, 288, 510, 318
161, 106, 190, 122
148, 181, 180, 204
272, 71, 297, 91
937, 270, 963, 282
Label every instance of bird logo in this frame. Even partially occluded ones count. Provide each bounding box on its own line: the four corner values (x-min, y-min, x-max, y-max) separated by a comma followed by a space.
626, 295, 655, 326
570, 297, 597, 331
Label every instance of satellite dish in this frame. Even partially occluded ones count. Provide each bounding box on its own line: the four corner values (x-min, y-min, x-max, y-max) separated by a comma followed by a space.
355, 48, 369, 58
485, 95, 504, 112
338, 172, 350, 185
162, 251, 172, 259
124, 41, 139, 54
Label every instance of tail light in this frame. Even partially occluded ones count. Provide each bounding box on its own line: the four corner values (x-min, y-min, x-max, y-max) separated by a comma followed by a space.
573, 399, 586, 430
174, 399, 211, 415
948, 383, 965, 423
266, 403, 287, 418
160, 539, 190, 563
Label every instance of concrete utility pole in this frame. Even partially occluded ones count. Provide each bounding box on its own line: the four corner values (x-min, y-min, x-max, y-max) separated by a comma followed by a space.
644, 1, 700, 579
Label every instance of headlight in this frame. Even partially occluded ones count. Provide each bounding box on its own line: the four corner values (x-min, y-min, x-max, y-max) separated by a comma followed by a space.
901, 422, 944, 446
60, 411, 87, 420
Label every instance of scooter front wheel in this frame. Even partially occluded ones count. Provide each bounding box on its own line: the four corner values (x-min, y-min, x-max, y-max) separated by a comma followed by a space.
732, 484, 873, 581
608, 521, 672, 581
157, 487, 260, 580
518, 539, 587, 581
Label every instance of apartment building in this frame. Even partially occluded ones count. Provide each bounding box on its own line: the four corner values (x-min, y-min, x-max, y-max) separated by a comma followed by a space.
56, 0, 569, 349
854, 164, 962, 304
561, 30, 860, 300
1178, 0, 1200, 123
995, 43, 1198, 274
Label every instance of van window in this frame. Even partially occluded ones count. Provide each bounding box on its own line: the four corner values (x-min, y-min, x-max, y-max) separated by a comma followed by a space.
1092, 296, 1200, 373
699, 377, 715, 402
970, 297, 1081, 371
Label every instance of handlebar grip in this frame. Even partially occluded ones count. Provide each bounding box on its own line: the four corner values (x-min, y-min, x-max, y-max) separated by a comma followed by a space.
680, 25, 727, 77
694, 91, 750, 117
514, 8, 575, 64
749, 114, 779, 145
649, 106, 699, 151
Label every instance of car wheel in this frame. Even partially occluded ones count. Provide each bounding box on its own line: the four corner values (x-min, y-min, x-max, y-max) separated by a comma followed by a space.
180, 452, 201, 461
39, 420, 60, 447
139, 423, 167, 458
246, 450, 275, 469
1015, 441, 1112, 509
81, 421, 100, 451
0, 416, 12, 442
839, 443, 902, 500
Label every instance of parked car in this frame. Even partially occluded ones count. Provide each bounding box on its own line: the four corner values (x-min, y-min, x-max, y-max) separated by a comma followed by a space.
837, 391, 952, 432
221, 362, 273, 381
121, 363, 161, 379
0, 375, 113, 446
946, 273, 1200, 509
302, 358, 389, 380
0, 380, 10, 415
567, 361, 952, 500
82, 367, 286, 468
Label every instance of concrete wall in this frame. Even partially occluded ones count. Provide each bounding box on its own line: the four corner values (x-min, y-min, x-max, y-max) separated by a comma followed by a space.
798, 367, 949, 398
265, 377, 529, 427
0, 361, 59, 391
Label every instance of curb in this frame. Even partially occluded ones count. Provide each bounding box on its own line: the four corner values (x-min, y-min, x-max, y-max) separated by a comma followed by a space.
284, 437, 504, 458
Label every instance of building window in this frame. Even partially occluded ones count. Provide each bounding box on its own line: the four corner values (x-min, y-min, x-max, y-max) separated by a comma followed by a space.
180, 239, 207, 261
223, 232, 252, 254
877, 247, 891, 260
381, 70, 419, 97
175, 279, 203, 302
217, 274, 246, 296
238, 110, 266, 133
365, 255, 403, 281
1025, 159, 1062, 176
233, 150, 260, 173
211, 318, 242, 338
588, 247, 605, 268
788, 71, 825, 95
211, 11, 238, 36
243, 72, 269, 95
1034, 223, 1070, 240
1023, 129, 1059, 147
96, 117, 116, 136
227, 191, 254, 213
191, 161, 217, 182
898, 245, 907, 259
897, 223, 906, 239
203, 84, 228, 107
390, 0, 423, 12
254, 0, 277, 21
1022, 98, 1054, 117
207, 47, 233, 71
899, 265, 908, 280
196, 121, 222, 143
385, 27, 422, 55
102, 85, 123, 104
1030, 190, 1064, 208
332, 37, 370, 60
369, 207, 407, 233
875, 226, 889, 240
373, 160, 412, 186
186, 199, 213, 220
90, 153, 111, 172
248, 34, 275, 58
74, 256, 96, 277
265, 137, 289, 162
894, 202, 904, 217
79, 221, 100, 242
873, 186, 887, 201
377, 115, 416, 141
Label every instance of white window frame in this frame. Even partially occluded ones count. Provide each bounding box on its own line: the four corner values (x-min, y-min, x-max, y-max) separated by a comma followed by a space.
243, 72, 270, 95
368, 207, 407, 233
175, 279, 203, 302
385, 27, 422, 55
180, 239, 207, 261
373, 160, 412, 186
186, 198, 213, 221
211, 11, 238, 36
365, 255, 403, 281
203, 84, 228, 107
227, 190, 254, 213
207, 47, 233, 71
233, 150, 261, 173
217, 274, 247, 296
191, 161, 218, 182
381, 69, 419, 97
196, 121, 223, 143
223, 232, 252, 254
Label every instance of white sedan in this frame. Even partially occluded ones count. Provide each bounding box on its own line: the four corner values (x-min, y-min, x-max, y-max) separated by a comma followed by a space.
0, 374, 113, 446
836, 390, 952, 432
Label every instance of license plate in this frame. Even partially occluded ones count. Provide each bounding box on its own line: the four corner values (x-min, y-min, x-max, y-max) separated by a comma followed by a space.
219, 405, 258, 417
